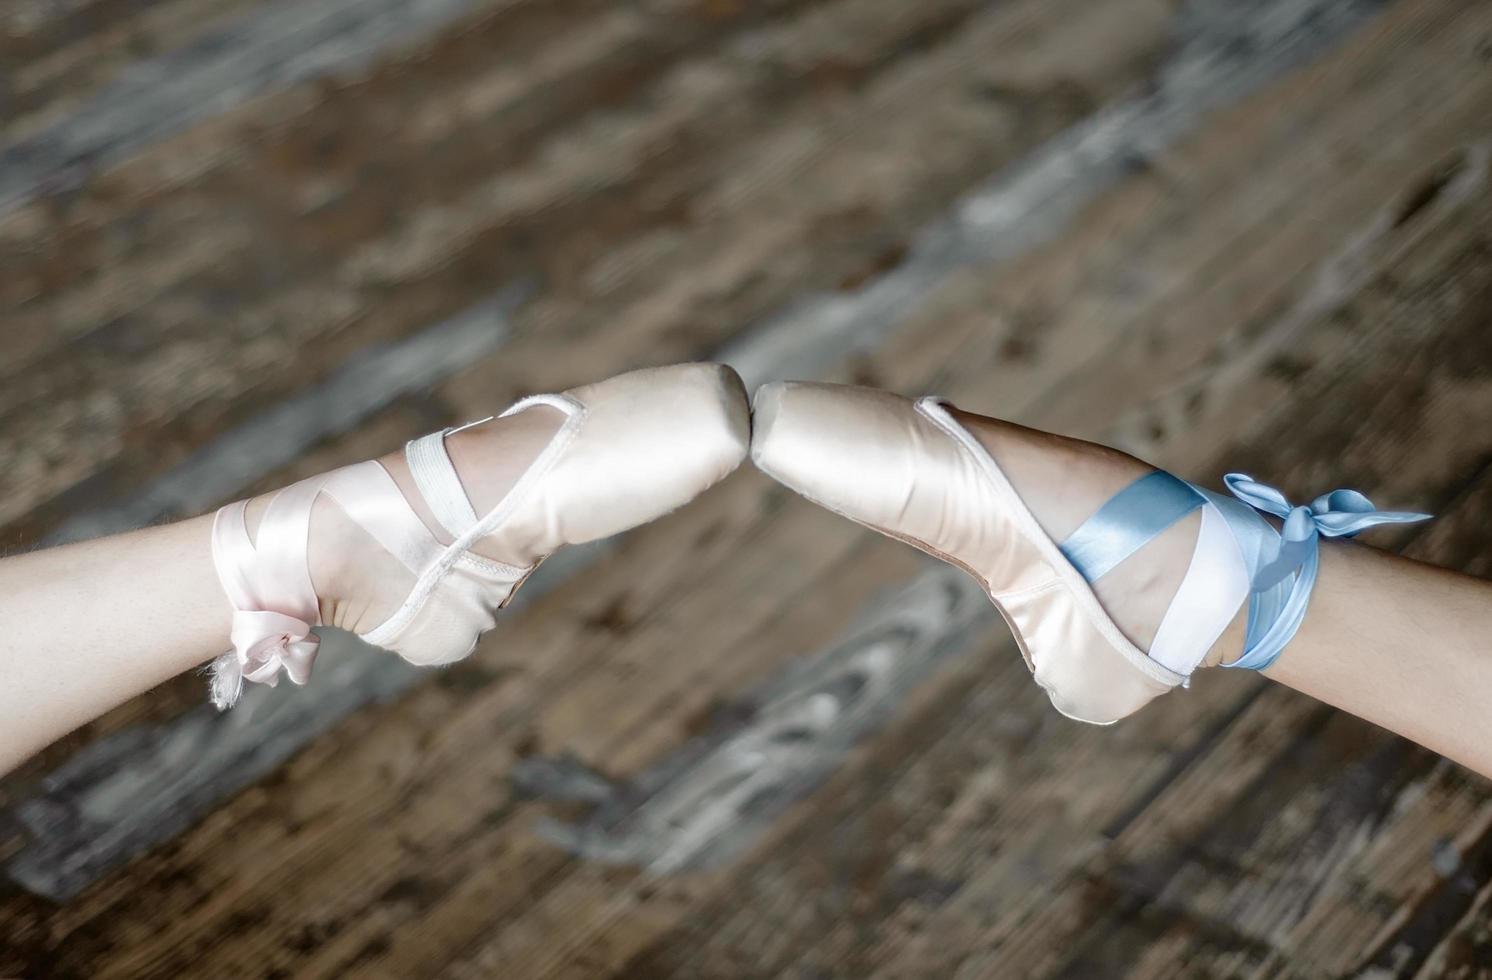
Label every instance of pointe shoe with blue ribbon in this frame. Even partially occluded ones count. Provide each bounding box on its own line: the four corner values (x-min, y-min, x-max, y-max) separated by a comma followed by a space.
750, 381, 1429, 724
207, 363, 751, 709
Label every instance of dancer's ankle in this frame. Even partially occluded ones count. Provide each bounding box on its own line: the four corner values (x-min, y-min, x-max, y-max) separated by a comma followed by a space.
236, 405, 568, 637
952, 411, 1251, 661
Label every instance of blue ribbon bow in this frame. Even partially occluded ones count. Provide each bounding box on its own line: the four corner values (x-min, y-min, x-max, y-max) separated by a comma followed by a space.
1219, 473, 1430, 670
1223, 474, 1430, 590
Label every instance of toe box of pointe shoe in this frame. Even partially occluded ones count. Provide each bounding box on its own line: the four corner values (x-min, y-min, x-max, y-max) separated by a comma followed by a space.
750, 380, 932, 530
550, 362, 752, 543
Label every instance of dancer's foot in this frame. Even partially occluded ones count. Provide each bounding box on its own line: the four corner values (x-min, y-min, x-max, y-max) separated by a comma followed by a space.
749, 381, 1426, 723
284, 401, 570, 638
943, 408, 1244, 667
214, 363, 751, 707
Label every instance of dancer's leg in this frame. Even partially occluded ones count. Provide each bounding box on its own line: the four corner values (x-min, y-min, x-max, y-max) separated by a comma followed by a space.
751, 383, 1492, 779
0, 363, 750, 775
1267, 543, 1492, 777
0, 405, 560, 769
957, 412, 1492, 776
957, 412, 1492, 773
0, 514, 232, 774
0, 407, 560, 775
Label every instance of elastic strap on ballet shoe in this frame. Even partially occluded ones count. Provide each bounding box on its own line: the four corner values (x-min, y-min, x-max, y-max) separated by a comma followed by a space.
405, 420, 490, 539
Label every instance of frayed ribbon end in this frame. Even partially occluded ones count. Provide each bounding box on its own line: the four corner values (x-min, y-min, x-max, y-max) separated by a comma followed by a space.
208, 651, 246, 711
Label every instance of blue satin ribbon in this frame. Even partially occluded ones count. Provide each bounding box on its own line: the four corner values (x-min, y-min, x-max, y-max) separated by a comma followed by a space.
1220, 473, 1430, 671
1059, 471, 1204, 583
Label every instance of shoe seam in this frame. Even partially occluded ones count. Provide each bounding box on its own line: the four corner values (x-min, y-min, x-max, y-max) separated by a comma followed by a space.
993, 577, 1064, 602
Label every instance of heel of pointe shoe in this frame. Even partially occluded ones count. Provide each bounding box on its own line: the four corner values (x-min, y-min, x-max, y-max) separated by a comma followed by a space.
997, 582, 1176, 724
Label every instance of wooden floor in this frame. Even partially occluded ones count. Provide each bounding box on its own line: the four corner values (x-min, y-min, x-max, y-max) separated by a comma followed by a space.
3, 0, 1492, 975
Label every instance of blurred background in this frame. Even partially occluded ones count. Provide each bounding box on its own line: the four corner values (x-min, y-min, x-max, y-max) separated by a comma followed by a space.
3, 0, 1492, 975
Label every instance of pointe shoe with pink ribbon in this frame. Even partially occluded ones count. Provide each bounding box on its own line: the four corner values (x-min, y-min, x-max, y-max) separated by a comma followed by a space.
208, 363, 750, 709
749, 381, 1429, 724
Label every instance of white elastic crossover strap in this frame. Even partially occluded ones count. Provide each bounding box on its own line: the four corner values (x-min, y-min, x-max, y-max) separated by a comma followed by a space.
406, 428, 481, 538
1147, 501, 1252, 676
404, 402, 580, 543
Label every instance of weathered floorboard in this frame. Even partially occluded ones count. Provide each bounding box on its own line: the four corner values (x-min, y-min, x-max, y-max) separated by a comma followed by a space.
2, 0, 1194, 893
2, 0, 1491, 976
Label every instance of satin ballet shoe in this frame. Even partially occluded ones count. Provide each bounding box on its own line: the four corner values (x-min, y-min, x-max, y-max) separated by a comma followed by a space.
749, 381, 1429, 724
208, 363, 750, 709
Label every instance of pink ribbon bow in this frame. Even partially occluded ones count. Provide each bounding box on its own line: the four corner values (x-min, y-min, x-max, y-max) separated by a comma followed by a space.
210, 610, 320, 709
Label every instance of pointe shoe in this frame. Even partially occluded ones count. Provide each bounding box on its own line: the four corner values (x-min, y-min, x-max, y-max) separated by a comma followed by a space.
750, 381, 1428, 724
208, 363, 750, 708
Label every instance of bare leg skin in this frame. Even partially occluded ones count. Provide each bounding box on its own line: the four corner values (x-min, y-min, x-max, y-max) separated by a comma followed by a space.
953, 409, 1492, 779
0, 360, 754, 774
0, 411, 559, 776
1269, 543, 1492, 777
0, 515, 233, 775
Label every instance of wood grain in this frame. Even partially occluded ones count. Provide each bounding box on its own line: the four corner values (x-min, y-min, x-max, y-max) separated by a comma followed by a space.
2, 0, 1490, 975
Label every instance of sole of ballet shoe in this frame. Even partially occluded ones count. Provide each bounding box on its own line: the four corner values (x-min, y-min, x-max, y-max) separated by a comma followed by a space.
750, 380, 1182, 725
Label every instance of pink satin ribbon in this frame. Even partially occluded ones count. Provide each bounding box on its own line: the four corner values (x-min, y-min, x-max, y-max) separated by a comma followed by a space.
206, 457, 462, 707
229, 610, 320, 685
210, 493, 325, 709
209, 609, 319, 709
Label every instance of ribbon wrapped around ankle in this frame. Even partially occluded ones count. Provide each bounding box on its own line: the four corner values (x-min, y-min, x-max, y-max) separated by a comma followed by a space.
1220, 473, 1430, 671
209, 492, 328, 710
